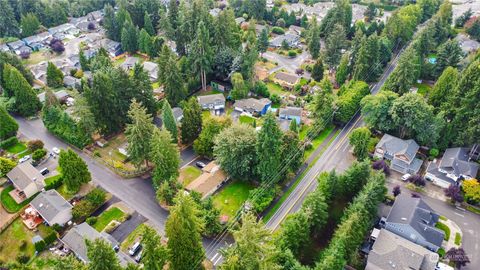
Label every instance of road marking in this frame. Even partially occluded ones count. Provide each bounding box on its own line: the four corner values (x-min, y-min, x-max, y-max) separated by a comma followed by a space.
211, 253, 219, 262
334, 116, 363, 151
213, 254, 223, 266
454, 212, 465, 218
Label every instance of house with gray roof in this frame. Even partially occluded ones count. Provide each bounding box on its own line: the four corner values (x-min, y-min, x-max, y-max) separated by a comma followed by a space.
234, 98, 271, 116
173, 107, 184, 123
279, 106, 302, 124
142, 61, 159, 81
64, 76, 81, 89
374, 134, 423, 174
366, 229, 439, 270
277, 118, 292, 132
270, 33, 300, 48
48, 23, 79, 37
383, 194, 445, 252
6, 162, 45, 200
120, 56, 139, 71
425, 147, 479, 188
456, 33, 479, 54
61, 222, 130, 265
197, 94, 226, 112
30, 190, 72, 226
0, 43, 10, 52
7, 40, 25, 51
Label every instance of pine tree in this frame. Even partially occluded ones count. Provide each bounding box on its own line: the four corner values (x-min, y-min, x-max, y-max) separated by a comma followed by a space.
0, 105, 18, 140
213, 9, 242, 50
86, 239, 121, 270
47, 62, 64, 88
20, 13, 40, 37
435, 39, 462, 76
161, 100, 178, 143
181, 97, 202, 144
382, 46, 420, 94
143, 11, 155, 36
43, 87, 60, 109
257, 28, 269, 56
282, 131, 303, 172
324, 24, 346, 68
103, 4, 118, 41
121, 20, 138, 54
166, 193, 205, 270
190, 20, 213, 91
353, 34, 380, 82
2, 64, 41, 117
163, 54, 187, 106
289, 119, 298, 133
256, 113, 283, 183
125, 100, 155, 167
311, 58, 324, 82
59, 148, 91, 193
429, 67, 459, 109
150, 127, 180, 188
138, 29, 152, 55
79, 48, 90, 71
0, 0, 20, 37
336, 53, 350, 85
141, 226, 168, 270
308, 24, 321, 59
131, 63, 156, 115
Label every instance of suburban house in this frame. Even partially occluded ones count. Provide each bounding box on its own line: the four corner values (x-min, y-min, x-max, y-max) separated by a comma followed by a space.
210, 80, 231, 92
142, 61, 159, 81
269, 33, 300, 48
425, 147, 479, 188
279, 106, 302, 124
120, 57, 139, 71
234, 98, 271, 116
6, 162, 45, 202
0, 43, 10, 52
29, 190, 73, 226
37, 90, 70, 103
288, 25, 303, 35
61, 222, 129, 265
366, 229, 439, 270
374, 134, 423, 174
98, 38, 123, 58
455, 33, 480, 54
383, 194, 445, 252
277, 118, 292, 132
48, 23, 79, 39
273, 72, 300, 89
172, 107, 184, 123
22, 32, 52, 50
186, 162, 228, 199
7, 40, 25, 52
64, 76, 81, 89
197, 94, 226, 112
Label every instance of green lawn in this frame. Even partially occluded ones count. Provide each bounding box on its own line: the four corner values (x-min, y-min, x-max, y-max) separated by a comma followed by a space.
239, 115, 256, 125
304, 125, 335, 160
93, 207, 126, 232
414, 82, 432, 97
179, 166, 202, 186
56, 184, 75, 200
266, 82, 289, 96
5, 142, 27, 154
0, 218, 36, 263
213, 181, 255, 218
299, 77, 308, 86
1, 185, 35, 213
120, 223, 148, 252
44, 174, 62, 186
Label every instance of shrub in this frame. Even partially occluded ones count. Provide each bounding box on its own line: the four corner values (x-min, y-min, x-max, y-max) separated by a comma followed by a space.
16, 254, 30, 264
27, 140, 44, 152
435, 222, 451, 241
19, 240, 27, 251
50, 38, 65, 53
19, 51, 30, 59
52, 224, 63, 232
32, 148, 47, 161
85, 188, 106, 207
34, 240, 46, 252
455, 232, 462, 245
0, 136, 18, 149
44, 232, 57, 245
42, 106, 91, 148
429, 148, 439, 158
270, 93, 281, 104
86, 216, 97, 225
44, 175, 63, 190
272, 26, 285, 35
438, 247, 445, 257
288, 50, 297, 57
372, 160, 390, 176
407, 175, 426, 187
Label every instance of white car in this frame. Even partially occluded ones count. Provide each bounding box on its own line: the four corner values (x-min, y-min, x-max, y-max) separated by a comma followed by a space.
52, 147, 61, 155
401, 173, 411, 181
19, 155, 30, 163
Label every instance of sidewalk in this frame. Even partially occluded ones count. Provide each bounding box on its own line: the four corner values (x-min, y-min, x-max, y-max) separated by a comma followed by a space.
443, 217, 463, 250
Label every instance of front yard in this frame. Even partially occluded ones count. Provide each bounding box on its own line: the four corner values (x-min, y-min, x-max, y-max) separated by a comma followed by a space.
212, 180, 255, 218
93, 207, 127, 232
120, 223, 148, 252
0, 218, 36, 263
266, 82, 289, 96
303, 125, 336, 160
92, 133, 137, 173
5, 142, 27, 154
0, 185, 35, 213
179, 166, 202, 186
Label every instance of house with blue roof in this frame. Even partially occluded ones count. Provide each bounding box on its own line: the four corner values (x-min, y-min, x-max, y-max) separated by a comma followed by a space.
279, 106, 302, 125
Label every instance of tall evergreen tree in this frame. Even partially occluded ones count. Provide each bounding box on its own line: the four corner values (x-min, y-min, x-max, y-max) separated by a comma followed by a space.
382, 46, 421, 94
181, 97, 202, 144
312, 88, 335, 131
166, 193, 205, 270
190, 20, 213, 91
141, 226, 168, 270
257, 28, 269, 56
79, 48, 90, 71
163, 54, 187, 106
311, 58, 324, 82
0, 0, 20, 37
43, 87, 60, 109
0, 105, 18, 140
59, 148, 91, 193
143, 11, 155, 36
324, 24, 346, 68
349, 127, 372, 160
121, 20, 138, 54
20, 13, 40, 37
2, 64, 41, 117
281, 130, 303, 172
256, 113, 283, 183
103, 4, 118, 41
46, 62, 64, 88
86, 239, 121, 270
353, 34, 380, 82
138, 28, 152, 55
336, 53, 350, 85
161, 100, 178, 143
429, 66, 459, 109
150, 127, 180, 188
435, 39, 462, 76
193, 116, 231, 159
308, 21, 321, 59
125, 100, 154, 167
131, 63, 157, 115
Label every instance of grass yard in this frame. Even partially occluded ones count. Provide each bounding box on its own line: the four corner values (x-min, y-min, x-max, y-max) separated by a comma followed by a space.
266, 82, 289, 96
179, 166, 202, 186
94, 133, 137, 172
44, 174, 62, 186
414, 82, 432, 97
56, 184, 76, 200
23, 51, 48, 65
93, 207, 126, 232
5, 142, 27, 154
120, 223, 148, 252
0, 218, 36, 263
239, 115, 256, 125
304, 125, 335, 160
213, 181, 255, 218
435, 221, 451, 241
1, 185, 35, 213
299, 77, 308, 86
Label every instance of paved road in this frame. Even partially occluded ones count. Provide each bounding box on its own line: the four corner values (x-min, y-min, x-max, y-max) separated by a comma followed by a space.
264, 49, 311, 76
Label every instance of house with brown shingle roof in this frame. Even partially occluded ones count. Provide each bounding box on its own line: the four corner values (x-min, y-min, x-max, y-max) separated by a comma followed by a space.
273, 72, 300, 89
186, 162, 228, 199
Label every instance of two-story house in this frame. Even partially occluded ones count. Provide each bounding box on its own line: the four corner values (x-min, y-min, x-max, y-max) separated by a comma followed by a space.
6, 162, 45, 202
425, 147, 479, 188
233, 98, 271, 117
383, 194, 445, 252
197, 94, 226, 113
374, 134, 423, 174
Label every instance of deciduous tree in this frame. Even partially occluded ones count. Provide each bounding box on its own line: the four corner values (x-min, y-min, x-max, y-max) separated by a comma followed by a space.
349, 127, 371, 160
360, 91, 398, 133
193, 116, 231, 159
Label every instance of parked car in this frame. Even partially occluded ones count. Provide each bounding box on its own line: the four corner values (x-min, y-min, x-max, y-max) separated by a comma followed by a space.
39, 168, 50, 175
128, 242, 141, 256
401, 173, 411, 181
196, 161, 206, 168
19, 155, 30, 163
135, 250, 142, 262
52, 147, 60, 155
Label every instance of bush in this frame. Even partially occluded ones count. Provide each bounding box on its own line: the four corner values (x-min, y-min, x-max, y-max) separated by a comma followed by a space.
407, 175, 426, 187
16, 254, 30, 264
429, 148, 439, 158
288, 50, 297, 57
52, 224, 63, 232
50, 38, 65, 53
34, 240, 46, 252
44, 232, 57, 245
85, 188, 106, 207
0, 136, 18, 149
435, 222, 451, 241
27, 140, 44, 152
249, 187, 276, 213
272, 26, 285, 35
32, 149, 47, 161
42, 106, 91, 148
270, 93, 281, 104
455, 232, 462, 245
19, 240, 27, 251
438, 247, 446, 257
86, 216, 97, 225
44, 175, 63, 190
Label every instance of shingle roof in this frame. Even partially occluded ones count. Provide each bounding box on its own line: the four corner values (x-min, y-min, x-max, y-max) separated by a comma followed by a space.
274, 72, 299, 85
440, 148, 479, 177
376, 134, 419, 161
197, 94, 225, 105
270, 33, 299, 47
6, 162, 45, 191
279, 106, 302, 117
142, 61, 158, 72
172, 107, 183, 121
234, 98, 271, 113
366, 229, 439, 270
30, 190, 72, 224
386, 195, 444, 248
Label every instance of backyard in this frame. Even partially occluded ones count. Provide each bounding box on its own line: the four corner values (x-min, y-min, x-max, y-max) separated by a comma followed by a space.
266, 82, 289, 96
414, 82, 432, 97
178, 166, 202, 186
93, 207, 126, 232
0, 185, 35, 213
0, 218, 36, 263
212, 181, 255, 218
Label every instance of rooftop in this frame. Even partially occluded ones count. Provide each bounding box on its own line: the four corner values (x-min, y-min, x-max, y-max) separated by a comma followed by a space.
376, 134, 419, 161
279, 106, 302, 117
6, 162, 45, 191
197, 93, 226, 105
274, 72, 300, 85
234, 98, 271, 113
30, 190, 72, 224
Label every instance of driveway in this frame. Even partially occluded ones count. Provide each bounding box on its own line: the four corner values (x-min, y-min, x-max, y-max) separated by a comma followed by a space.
111, 211, 147, 243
